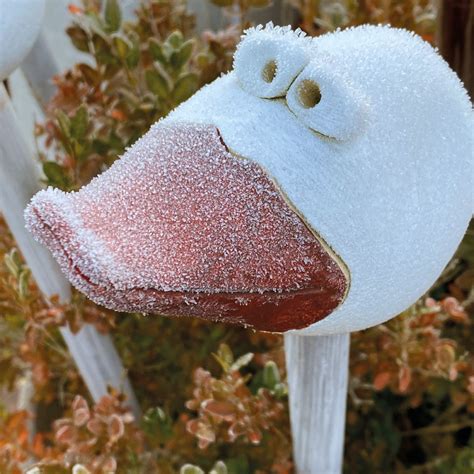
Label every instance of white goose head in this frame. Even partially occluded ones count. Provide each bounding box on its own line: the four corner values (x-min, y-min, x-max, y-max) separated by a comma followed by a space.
26, 24, 472, 334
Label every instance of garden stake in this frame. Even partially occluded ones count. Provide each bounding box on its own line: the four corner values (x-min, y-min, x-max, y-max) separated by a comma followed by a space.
285, 333, 350, 473
21, 29, 59, 106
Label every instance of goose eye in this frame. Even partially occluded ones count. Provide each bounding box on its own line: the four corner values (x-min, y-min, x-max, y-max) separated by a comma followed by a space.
234, 26, 310, 99
297, 80, 322, 108
287, 62, 369, 140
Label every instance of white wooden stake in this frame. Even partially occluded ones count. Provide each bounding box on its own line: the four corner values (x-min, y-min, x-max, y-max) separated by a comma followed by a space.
0, 83, 140, 418
21, 30, 59, 106
284, 333, 350, 474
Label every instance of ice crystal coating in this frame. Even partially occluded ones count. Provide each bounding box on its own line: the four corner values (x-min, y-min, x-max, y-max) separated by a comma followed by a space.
234, 22, 312, 98
167, 25, 473, 335
286, 59, 369, 140
26, 24, 472, 335
25, 124, 347, 332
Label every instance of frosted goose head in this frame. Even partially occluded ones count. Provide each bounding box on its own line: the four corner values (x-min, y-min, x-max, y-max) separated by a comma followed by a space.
25, 24, 472, 334
0, 0, 45, 80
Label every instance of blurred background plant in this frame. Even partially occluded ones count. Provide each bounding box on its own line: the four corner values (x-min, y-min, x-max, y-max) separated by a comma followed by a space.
287, 0, 437, 39
0, 0, 472, 473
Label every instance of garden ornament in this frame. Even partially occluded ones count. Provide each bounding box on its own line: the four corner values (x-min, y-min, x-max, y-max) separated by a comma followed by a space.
0, 0, 45, 81
25, 24, 473, 335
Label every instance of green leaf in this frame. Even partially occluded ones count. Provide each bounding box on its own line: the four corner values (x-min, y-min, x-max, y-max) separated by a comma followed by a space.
180, 465, 204, 474
210, 461, 228, 474
56, 111, 71, 139
173, 73, 198, 103
93, 34, 118, 65
70, 466, 91, 474
167, 30, 184, 49
96, 51, 118, 65
70, 105, 89, 140
4, 250, 21, 279
113, 35, 130, 59
145, 69, 169, 98
103, 63, 121, 79
108, 131, 124, 152
142, 407, 173, 441
213, 343, 234, 372
195, 52, 210, 68
126, 40, 140, 68
104, 0, 122, 32
92, 138, 109, 155
72, 139, 89, 161
263, 361, 280, 389
170, 39, 194, 69
138, 100, 155, 113
272, 382, 287, 398
230, 352, 254, 372
18, 269, 30, 300
77, 64, 100, 86
43, 162, 69, 189
66, 25, 90, 52
225, 456, 250, 474
149, 38, 167, 63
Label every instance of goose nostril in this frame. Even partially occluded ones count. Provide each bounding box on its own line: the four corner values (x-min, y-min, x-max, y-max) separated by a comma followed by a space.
298, 79, 321, 108
262, 60, 277, 83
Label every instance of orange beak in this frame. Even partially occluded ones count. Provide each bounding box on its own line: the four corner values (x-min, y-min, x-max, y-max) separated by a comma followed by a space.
25, 123, 347, 332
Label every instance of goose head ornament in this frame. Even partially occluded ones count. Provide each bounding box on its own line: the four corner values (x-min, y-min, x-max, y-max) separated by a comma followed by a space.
25, 24, 473, 334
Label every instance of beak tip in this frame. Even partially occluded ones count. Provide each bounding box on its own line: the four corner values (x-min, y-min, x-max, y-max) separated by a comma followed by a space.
25, 188, 68, 244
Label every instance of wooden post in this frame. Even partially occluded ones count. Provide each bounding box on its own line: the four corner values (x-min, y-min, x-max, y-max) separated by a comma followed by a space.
21, 30, 59, 106
284, 333, 350, 474
436, 0, 473, 97
0, 83, 140, 418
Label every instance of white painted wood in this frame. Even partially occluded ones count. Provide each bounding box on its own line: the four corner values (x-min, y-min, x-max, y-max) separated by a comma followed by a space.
0, 0, 45, 81
21, 31, 60, 106
0, 83, 140, 418
9, 68, 46, 157
284, 333, 350, 474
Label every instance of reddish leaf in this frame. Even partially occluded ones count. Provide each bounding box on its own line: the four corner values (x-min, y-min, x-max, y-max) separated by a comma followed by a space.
202, 400, 236, 421
373, 371, 392, 391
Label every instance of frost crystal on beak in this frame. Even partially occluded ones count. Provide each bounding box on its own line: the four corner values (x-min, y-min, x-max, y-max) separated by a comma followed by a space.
25, 124, 348, 332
